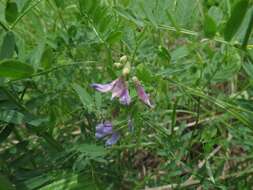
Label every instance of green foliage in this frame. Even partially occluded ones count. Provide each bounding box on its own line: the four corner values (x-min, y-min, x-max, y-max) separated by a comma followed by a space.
0, 31, 15, 60
203, 14, 217, 38
0, 174, 15, 190
224, 0, 249, 41
0, 0, 253, 189
72, 83, 93, 112
5, 0, 19, 24
0, 60, 34, 78
0, 110, 24, 124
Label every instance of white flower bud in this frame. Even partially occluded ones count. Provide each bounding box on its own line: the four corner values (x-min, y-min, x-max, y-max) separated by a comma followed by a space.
114, 62, 122, 68
120, 55, 127, 63
122, 67, 130, 76
132, 76, 138, 82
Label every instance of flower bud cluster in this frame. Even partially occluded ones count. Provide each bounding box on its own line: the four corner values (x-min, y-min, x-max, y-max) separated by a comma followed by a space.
113, 55, 131, 77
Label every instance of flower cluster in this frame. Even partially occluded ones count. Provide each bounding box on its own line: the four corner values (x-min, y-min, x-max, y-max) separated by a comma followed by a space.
91, 77, 153, 108
91, 55, 154, 146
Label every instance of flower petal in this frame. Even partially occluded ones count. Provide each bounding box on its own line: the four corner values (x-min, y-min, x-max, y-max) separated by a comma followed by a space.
119, 88, 131, 105
105, 132, 120, 146
111, 77, 125, 99
91, 79, 117, 93
92, 77, 131, 106
95, 132, 106, 139
135, 81, 154, 108
95, 122, 113, 139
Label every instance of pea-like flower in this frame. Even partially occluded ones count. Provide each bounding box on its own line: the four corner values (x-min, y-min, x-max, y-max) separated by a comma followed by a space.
105, 132, 120, 146
91, 77, 131, 105
133, 77, 154, 108
95, 122, 120, 146
91, 76, 154, 108
95, 122, 113, 139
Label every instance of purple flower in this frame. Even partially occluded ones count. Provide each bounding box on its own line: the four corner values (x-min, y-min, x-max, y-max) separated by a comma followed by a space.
91, 77, 131, 105
134, 78, 154, 108
91, 79, 117, 93
95, 122, 120, 146
119, 88, 131, 105
95, 122, 113, 139
110, 78, 125, 99
105, 132, 120, 146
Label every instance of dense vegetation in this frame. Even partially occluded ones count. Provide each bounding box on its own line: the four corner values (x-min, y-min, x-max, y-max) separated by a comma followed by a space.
0, 0, 253, 189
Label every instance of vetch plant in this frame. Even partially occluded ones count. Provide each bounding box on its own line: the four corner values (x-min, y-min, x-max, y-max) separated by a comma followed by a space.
91, 55, 154, 145
2, 0, 253, 188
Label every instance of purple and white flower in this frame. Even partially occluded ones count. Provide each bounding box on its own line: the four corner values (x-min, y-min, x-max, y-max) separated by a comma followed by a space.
95, 122, 120, 146
91, 77, 131, 105
91, 76, 154, 108
105, 132, 120, 146
119, 88, 131, 105
95, 122, 113, 139
133, 77, 154, 108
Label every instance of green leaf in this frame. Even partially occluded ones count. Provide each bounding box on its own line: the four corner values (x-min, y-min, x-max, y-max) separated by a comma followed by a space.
54, 0, 64, 8
16, 0, 32, 12
72, 83, 92, 111
139, 1, 157, 28
0, 125, 14, 144
242, 9, 253, 49
98, 15, 112, 34
114, 6, 144, 27
120, 0, 130, 7
5, 1, 19, 24
0, 59, 34, 78
106, 31, 122, 44
0, 110, 24, 124
158, 46, 171, 61
76, 143, 107, 157
0, 174, 15, 190
224, 0, 249, 41
136, 63, 152, 83
206, 161, 215, 184
0, 31, 15, 60
22, 174, 52, 190
243, 61, 253, 79
39, 174, 78, 190
171, 46, 189, 62
79, 0, 97, 14
203, 14, 217, 38
41, 47, 54, 69
29, 41, 45, 70
20, 0, 32, 12
166, 10, 180, 33
208, 6, 223, 25
39, 173, 95, 190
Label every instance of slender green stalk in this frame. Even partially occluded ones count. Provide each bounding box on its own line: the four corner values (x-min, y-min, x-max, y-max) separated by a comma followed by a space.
6, 61, 96, 84
171, 97, 179, 135
0, 20, 9, 31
